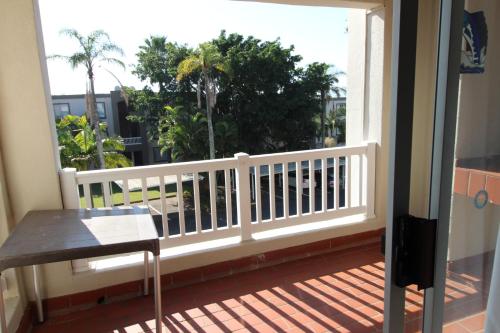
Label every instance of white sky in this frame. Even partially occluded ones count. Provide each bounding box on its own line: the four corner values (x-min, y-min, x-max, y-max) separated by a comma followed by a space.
39, 0, 348, 95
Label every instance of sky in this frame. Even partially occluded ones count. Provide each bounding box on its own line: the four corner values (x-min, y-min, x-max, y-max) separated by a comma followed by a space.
39, 0, 348, 95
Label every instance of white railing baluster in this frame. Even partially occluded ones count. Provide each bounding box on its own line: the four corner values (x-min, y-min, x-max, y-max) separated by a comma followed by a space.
359, 154, 363, 207
123, 179, 130, 206
176, 174, 185, 236
63, 144, 375, 247
235, 153, 251, 241
346, 155, 351, 209
159, 176, 169, 237
366, 142, 376, 218
141, 178, 149, 205
269, 164, 275, 221
309, 160, 315, 214
83, 183, 92, 209
254, 166, 262, 223
296, 161, 302, 217
283, 163, 289, 219
209, 170, 217, 230
224, 169, 233, 228
103, 182, 112, 207
335, 157, 340, 210
321, 158, 327, 212
193, 172, 202, 233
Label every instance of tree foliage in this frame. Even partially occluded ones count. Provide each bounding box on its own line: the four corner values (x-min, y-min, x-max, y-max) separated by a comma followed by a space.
128, 31, 344, 161
57, 115, 132, 171
49, 29, 125, 168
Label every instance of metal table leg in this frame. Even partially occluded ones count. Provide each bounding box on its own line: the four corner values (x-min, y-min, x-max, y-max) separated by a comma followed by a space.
0, 273, 7, 333
153, 254, 162, 333
144, 251, 149, 296
33, 265, 43, 322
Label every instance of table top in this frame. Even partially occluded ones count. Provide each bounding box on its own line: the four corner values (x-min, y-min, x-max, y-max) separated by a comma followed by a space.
0, 206, 159, 271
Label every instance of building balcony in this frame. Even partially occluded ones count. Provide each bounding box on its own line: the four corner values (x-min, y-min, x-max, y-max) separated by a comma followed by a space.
30, 240, 490, 333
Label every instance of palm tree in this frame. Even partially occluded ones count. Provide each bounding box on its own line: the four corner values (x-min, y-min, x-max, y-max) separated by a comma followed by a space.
305, 63, 344, 148
49, 29, 125, 169
176, 42, 230, 159
56, 115, 131, 171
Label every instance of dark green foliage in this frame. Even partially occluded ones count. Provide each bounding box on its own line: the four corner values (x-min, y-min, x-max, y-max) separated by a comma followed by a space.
128, 31, 343, 161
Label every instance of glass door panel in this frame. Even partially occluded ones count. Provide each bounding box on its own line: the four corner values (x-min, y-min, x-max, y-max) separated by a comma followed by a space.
442, 1, 500, 331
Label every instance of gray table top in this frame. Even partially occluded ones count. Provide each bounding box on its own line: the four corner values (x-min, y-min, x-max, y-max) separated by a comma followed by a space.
0, 206, 160, 271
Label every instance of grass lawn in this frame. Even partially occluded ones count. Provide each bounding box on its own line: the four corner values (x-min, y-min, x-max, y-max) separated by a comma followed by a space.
79, 182, 178, 208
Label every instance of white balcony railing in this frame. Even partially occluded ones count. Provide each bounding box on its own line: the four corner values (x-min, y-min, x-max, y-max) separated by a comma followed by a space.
60, 142, 376, 261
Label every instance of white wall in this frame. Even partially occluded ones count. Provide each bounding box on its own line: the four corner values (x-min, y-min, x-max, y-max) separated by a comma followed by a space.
0, 0, 63, 329
347, 5, 389, 229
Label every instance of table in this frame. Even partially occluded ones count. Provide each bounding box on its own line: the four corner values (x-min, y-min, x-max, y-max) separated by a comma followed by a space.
0, 206, 162, 333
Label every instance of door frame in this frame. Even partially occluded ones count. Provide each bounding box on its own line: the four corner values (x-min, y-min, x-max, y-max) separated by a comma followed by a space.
383, 0, 464, 332
422, 0, 464, 332
383, 0, 421, 331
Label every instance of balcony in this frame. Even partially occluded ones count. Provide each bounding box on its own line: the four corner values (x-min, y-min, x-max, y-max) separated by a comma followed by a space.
59, 143, 376, 272
30, 241, 489, 333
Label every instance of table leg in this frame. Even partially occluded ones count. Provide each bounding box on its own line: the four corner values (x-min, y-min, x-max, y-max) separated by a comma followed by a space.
33, 265, 43, 322
0, 273, 7, 333
144, 251, 149, 296
153, 255, 162, 333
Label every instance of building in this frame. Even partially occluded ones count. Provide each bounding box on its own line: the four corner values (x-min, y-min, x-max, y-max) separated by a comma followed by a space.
51, 89, 164, 166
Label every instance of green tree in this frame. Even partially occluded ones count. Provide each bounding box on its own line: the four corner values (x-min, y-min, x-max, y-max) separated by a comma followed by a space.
57, 115, 132, 171
303, 62, 344, 147
49, 29, 125, 169
177, 42, 231, 159
128, 37, 194, 143
157, 106, 208, 161
326, 106, 346, 143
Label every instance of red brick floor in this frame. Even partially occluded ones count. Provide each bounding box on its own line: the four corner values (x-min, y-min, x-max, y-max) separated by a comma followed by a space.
32, 242, 490, 333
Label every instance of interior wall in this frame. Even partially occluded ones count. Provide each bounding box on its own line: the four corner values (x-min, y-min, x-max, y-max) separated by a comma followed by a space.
448, 0, 500, 261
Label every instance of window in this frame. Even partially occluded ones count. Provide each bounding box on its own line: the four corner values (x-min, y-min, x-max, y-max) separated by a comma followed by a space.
97, 102, 106, 119
336, 103, 346, 110
53, 103, 70, 119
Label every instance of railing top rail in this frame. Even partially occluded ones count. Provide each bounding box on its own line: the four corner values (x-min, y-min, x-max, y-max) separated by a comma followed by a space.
248, 144, 369, 164
74, 157, 238, 184
72, 142, 374, 184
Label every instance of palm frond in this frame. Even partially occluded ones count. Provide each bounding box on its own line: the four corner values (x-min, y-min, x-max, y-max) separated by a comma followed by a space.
99, 57, 125, 70
177, 56, 201, 81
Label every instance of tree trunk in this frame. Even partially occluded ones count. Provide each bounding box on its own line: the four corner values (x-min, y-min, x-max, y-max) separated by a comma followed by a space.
88, 71, 106, 169
320, 90, 326, 148
205, 78, 216, 160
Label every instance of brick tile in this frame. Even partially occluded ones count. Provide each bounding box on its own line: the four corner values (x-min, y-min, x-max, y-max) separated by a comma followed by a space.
458, 312, 485, 332
486, 175, 500, 205
454, 168, 470, 196
43, 295, 70, 313
32, 242, 492, 333
69, 288, 106, 307
171, 268, 203, 286
443, 323, 469, 333
106, 281, 141, 298
468, 172, 486, 198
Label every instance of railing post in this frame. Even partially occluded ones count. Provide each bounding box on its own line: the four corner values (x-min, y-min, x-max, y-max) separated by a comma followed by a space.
235, 153, 252, 241
59, 168, 92, 272
59, 168, 80, 209
366, 142, 376, 219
